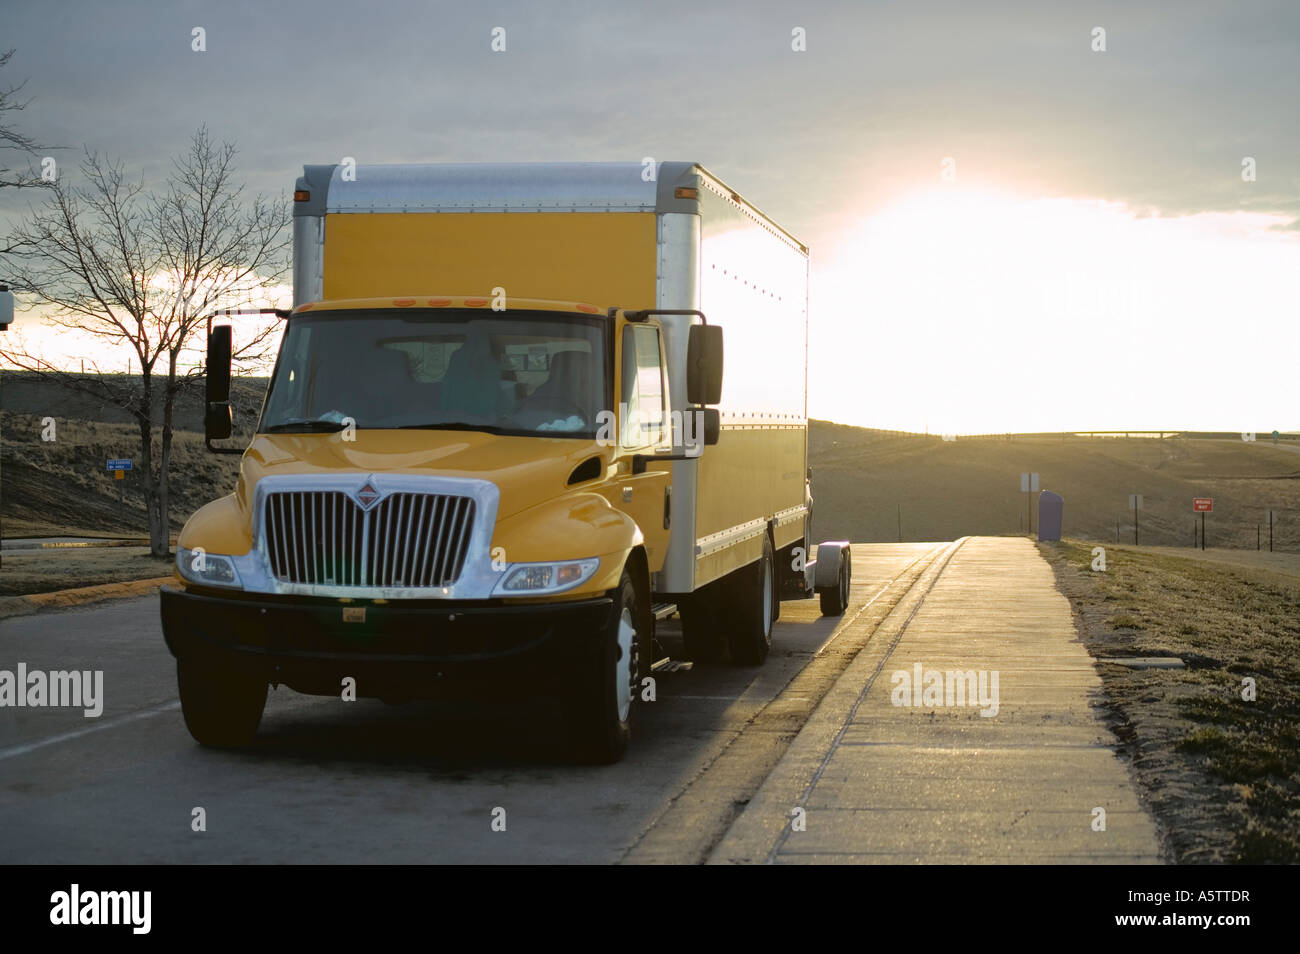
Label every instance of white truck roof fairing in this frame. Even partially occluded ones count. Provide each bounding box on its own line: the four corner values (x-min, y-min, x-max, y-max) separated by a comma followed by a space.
293, 161, 806, 253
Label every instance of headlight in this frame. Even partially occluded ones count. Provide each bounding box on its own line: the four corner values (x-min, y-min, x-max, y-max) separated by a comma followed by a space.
177, 547, 242, 589
492, 558, 600, 596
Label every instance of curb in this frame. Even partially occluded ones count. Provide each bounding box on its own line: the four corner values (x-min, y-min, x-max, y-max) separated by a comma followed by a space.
706, 539, 964, 864
1, 538, 152, 551
0, 577, 173, 620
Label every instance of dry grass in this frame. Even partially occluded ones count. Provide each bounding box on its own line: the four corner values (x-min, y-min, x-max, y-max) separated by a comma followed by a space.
1041, 537, 1300, 862
810, 421, 1300, 550
1, 370, 264, 538
0, 545, 172, 597
2, 413, 244, 537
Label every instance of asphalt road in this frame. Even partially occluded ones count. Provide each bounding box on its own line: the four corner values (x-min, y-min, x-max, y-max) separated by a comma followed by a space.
0, 543, 940, 864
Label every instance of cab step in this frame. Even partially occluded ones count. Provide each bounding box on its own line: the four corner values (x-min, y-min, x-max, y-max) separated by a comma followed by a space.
650, 601, 678, 621
651, 657, 694, 673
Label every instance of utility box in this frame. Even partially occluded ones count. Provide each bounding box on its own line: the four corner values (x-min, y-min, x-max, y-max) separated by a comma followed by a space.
1038, 491, 1064, 542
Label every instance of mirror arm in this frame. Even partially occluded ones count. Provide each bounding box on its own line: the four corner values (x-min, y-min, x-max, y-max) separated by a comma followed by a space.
206, 307, 291, 336
205, 435, 244, 456
631, 450, 705, 475
617, 308, 708, 325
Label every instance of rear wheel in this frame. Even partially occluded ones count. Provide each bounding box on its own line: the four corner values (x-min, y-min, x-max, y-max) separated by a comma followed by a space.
679, 582, 727, 663
177, 659, 268, 748
729, 535, 775, 666
819, 548, 851, 616
563, 571, 639, 764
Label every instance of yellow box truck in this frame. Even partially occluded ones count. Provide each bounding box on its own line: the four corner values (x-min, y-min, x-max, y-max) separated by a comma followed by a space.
161, 162, 851, 762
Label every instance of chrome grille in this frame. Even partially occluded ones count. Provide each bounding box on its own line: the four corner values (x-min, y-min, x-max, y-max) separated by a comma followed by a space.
264, 490, 475, 588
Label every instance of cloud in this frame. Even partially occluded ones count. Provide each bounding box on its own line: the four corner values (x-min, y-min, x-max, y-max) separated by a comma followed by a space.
0, 0, 1295, 238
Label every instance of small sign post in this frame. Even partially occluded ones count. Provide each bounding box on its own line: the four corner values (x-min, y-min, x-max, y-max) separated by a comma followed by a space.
1020, 472, 1039, 536
1128, 494, 1143, 545
1268, 510, 1277, 553
107, 458, 132, 503
1193, 497, 1213, 550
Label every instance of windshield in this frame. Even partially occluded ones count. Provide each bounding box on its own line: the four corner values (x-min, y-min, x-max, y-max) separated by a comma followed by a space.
259, 309, 608, 437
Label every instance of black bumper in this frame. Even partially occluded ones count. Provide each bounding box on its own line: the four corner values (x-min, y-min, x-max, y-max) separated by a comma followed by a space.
160, 585, 612, 698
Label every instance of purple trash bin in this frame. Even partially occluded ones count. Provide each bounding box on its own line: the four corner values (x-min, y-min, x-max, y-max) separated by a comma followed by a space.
1038, 490, 1063, 542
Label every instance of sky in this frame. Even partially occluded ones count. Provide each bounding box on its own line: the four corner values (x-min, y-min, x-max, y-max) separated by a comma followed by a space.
1, 0, 1297, 433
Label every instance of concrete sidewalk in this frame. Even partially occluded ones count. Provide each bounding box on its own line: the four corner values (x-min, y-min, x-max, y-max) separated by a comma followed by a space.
710, 537, 1163, 864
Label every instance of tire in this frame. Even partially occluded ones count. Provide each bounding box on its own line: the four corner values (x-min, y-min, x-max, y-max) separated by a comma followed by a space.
563, 571, 640, 764
819, 549, 851, 616
177, 659, 268, 748
679, 584, 726, 663
729, 535, 775, 666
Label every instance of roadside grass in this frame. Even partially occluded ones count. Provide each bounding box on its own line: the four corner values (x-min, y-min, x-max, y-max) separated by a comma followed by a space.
0, 546, 172, 597
810, 420, 1300, 548
2, 412, 244, 537
1041, 538, 1300, 862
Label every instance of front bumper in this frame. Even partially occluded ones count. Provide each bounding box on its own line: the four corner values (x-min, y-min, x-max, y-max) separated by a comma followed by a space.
160, 585, 612, 698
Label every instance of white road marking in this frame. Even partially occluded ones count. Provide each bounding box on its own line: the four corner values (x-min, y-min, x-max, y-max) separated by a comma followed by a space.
0, 700, 181, 761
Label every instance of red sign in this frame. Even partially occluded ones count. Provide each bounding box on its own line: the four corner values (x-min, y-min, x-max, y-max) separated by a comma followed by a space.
1193, 498, 1213, 512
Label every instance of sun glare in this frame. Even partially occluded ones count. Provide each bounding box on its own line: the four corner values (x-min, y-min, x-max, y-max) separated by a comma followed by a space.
810, 187, 1300, 434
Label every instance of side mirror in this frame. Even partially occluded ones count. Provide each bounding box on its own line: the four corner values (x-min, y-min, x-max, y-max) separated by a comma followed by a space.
686, 324, 723, 406
0, 286, 14, 331
205, 325, 233, 441
632, 406, 721, 474
680, 406, 721, 454
700, 407, 720, 446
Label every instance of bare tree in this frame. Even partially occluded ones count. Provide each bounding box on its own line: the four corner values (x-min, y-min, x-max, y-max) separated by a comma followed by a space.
0, 48, 60, 253
0, 127, 290, 556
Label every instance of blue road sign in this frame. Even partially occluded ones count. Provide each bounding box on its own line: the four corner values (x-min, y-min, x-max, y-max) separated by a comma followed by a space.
106, 459, 132, 471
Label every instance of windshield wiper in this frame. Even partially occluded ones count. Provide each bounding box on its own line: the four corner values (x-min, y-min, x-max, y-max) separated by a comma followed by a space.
263, 417, 350, 433
395, 421, 500, 431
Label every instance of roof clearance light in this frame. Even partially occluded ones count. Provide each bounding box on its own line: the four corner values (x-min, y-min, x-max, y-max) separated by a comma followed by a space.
294, 190, 310, 202
674, 187, 698, 199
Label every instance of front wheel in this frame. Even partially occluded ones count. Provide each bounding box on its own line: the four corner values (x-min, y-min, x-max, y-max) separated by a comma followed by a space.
563, 571, 640, 764
177, 659, 268, 748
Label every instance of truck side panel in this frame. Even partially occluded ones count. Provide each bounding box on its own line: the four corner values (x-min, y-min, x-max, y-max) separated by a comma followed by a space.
692, 179, 809, 589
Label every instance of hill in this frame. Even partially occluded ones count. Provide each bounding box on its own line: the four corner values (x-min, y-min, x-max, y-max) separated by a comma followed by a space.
808, 421, 1300, 551
1, 372, 266, 537
0, 371, 269, 431
2, 372, 1297, 551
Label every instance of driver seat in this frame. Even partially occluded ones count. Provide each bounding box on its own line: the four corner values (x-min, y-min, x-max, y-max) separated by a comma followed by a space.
529, 350, 592, 411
